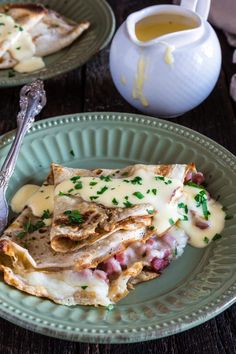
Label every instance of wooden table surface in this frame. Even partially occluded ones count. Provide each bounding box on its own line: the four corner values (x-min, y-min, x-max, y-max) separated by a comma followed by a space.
0, 1, 236, 353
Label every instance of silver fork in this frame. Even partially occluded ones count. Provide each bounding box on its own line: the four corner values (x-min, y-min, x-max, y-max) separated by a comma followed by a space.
0, 79, 46, 235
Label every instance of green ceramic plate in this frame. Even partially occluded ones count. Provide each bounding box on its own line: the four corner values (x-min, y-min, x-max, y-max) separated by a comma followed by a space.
0, 112, 235, 343
0, 0, 115, 87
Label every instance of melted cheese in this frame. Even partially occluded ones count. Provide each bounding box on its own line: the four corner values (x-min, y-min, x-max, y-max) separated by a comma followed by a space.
0, 14, 21, 57
14, 56, 45, 73
135, 13, 197, 42
0, 13, 45, 72
54, 172, 183, 235
11, 172, 226, 249
164, 45, 175, 65
9, 31, 35, 61
22, 270, 111, 306
178, 186, 225, 247
132, 56, 149, 107
27, 185, 54, 217
11, 184, 40, 213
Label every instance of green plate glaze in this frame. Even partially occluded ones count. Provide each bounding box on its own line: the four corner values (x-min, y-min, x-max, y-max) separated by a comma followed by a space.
0, 112, 235, 343
0, 0, 115, 87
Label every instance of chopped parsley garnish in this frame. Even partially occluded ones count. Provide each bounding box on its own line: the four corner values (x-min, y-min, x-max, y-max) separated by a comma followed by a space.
225, 214, 233, 220
133, 191, 144, 199
112, 198, 118, 206
100, 175, 112, 182
16, 219, 46, 239
178, 202, 188, 214
181, 215, 188, 221
123, 197, 133, 207
68, 188, 74, 193
58, 191, 68, 196
81, 285, 88, 290
184, 181, 205, 189
147, 209, 154, 215
89, 181, 97, 186
194, 190, 210, 220
70, 149, 75, 156
90, 196, 99, 201
70, 176, 81, 183
42, 209, 51, 219
151, 189, 157, 195
155, 176, 172, 184
121, 172, 129, 177
16, 231, 26, 239
18, 26, 23, 31
106, 304, 114, 311
130, 176, 142, 185
146, 189, 150, 194
74, 181, 83, 190
16, 46, 21, 50
123, 179, 130, 183
203, 237, 209, 244
0, 23, 5, 26
173, 247, 178, 257
63, 210, 83, 225
212, 234, 222, 241
148, 226, 155, 231
97, 186, 108, 195
169, 218, 175, 226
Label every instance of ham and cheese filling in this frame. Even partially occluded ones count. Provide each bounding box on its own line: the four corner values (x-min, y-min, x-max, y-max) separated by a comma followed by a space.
0, 164, 226, 307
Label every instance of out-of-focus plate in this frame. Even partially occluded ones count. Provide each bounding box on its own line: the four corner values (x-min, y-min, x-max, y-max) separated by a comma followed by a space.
0, 0, 115, 86
0, 112, 235, 343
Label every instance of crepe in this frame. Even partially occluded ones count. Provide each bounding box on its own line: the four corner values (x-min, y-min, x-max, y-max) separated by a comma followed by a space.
0, 3, 90, 70
50, 163, 195, 252
1, 161, 224, 307
0, 209, 188, 305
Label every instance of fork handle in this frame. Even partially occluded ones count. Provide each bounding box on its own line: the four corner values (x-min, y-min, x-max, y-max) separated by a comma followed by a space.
0, 79, 46, 190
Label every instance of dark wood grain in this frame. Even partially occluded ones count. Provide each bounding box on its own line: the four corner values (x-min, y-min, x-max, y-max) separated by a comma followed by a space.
0, 1, 235, 353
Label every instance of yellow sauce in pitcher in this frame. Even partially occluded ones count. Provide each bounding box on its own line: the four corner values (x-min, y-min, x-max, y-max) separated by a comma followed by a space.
135, 13, 198, 42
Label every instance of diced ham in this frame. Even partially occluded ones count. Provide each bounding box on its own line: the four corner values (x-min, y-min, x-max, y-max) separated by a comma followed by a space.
102, 257, 122, 275
185, 171, 193, 182
79, 269, 93, 278
192, 172, 205, 185
151, 257, 169, 272
162, 233, 177, 249
195, 219, 210, 229
94, 269, 108, 281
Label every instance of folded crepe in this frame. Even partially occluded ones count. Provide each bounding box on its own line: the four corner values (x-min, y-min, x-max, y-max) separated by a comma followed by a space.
0, 211, 188, 305
0, 4, 90, 69
50, 163, 195, 252
0, 163, 194, 306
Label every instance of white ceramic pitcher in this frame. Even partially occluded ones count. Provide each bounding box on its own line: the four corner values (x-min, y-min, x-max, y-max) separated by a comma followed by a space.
109, 0, 221, 117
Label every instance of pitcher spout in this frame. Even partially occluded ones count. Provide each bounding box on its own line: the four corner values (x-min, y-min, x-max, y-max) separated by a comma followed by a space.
126, 4, 204, 49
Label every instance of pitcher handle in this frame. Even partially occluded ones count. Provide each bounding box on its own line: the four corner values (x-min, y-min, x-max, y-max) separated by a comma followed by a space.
180, 0, 211, 20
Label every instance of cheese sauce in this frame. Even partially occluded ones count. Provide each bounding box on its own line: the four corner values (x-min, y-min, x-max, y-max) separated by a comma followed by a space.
135, 13, 198, 42
54, 172, 183, 235
0, 13, 45, 72
178, 185, 225, 247
11, 184, 39, 213
27, 185, 54, 217
10, 174, 226, 249
11, 184, 54, 217
132, 56, 149, 107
